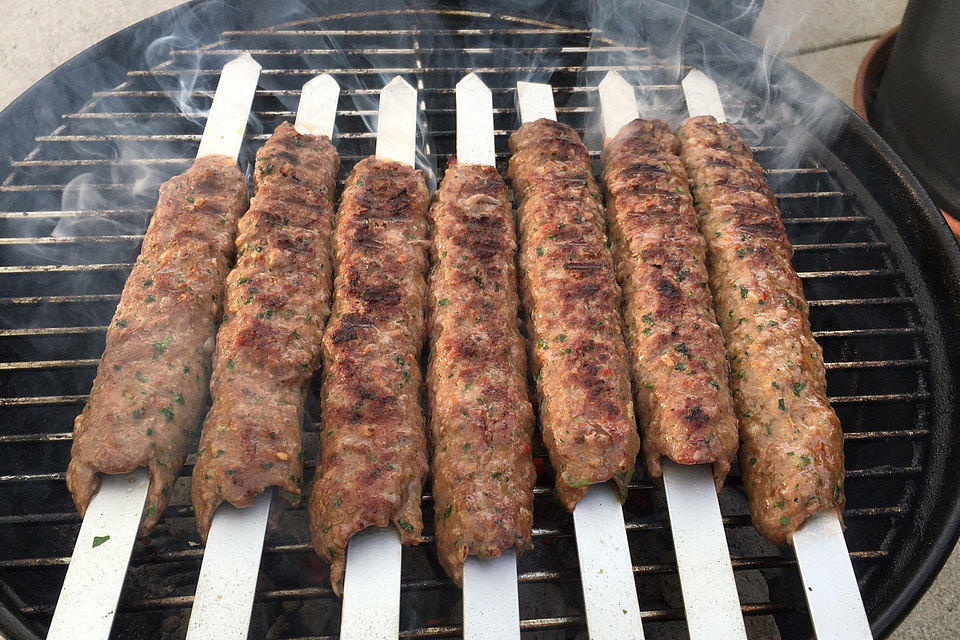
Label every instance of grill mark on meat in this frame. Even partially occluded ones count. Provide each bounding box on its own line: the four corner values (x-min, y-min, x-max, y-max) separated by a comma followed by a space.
191, 123, 339, 539
309, 156, 430, 594
426, 160, 535, 584
677, 115, 845, 545
67, 154, 249, 535
601, 118, 738, 484
509, 118, 639, 509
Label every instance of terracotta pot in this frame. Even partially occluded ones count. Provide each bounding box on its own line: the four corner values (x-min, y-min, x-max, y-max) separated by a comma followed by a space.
854, 24, 960, 240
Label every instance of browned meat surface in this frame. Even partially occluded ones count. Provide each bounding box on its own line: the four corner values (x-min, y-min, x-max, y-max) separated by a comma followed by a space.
677, 115, 845, 544
192, 123, 339, 539
602, 119, 738, 487
308, 156, 430, 593
67, 155, 248, 534
508, 118, 639, 510
426, 159, 536, 585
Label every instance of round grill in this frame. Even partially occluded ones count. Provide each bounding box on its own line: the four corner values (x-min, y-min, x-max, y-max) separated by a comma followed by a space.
1, 2, 959, 639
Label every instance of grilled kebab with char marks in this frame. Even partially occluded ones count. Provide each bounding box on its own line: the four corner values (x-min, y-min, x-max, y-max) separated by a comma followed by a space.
508, 118, 640, 509
192, 123, 339, 538
677, 115, 845, 544
308, 156, 431, 594
427, 159, 536, 585
602, 118, 738, 487
67, 155, 248, 534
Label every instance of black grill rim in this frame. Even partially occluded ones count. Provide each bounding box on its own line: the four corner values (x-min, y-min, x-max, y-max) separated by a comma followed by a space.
1, 0, 959, 638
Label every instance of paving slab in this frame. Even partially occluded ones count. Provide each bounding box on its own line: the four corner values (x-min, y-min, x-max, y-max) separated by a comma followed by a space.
0, 0, 182, 112
751, 0, 909, 55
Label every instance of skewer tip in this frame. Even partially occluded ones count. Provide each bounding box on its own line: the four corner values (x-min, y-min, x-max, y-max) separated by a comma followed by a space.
381, 75, 417, 100
295, 73, 341, 137
457, 71, 488, 93
455, 72, 495, 166
597, 71, 640, 141
516, 81, 556, 124
224, 51, 262, 74
375, 75, 418, 167
681, 68, 726, 122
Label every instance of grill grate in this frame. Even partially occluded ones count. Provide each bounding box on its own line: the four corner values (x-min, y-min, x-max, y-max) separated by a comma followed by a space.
0, 6, 943, 640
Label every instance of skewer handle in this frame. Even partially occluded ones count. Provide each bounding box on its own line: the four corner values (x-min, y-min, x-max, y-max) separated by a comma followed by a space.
793, 511, 873, 639
185, 492, 272, 640
573, 484, 645, 640
661, 461, 747, 640
47, 470, 149, 640
341, 528, 403, 640
463, 550, 521, 640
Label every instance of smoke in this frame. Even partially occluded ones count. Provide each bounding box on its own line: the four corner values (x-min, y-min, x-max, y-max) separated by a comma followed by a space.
0, 0, 859, 634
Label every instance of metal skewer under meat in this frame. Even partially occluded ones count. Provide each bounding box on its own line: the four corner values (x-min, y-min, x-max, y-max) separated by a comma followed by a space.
507, 118, 640, 509
308, 156, 431, 593
427, 158, 536, 585
67, 155, 249, 534
192, 122, 339, 537
601, 118, 738, 487
676, 115, 845, 544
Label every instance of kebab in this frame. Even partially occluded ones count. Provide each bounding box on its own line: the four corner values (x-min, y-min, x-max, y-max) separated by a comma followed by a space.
678, 69, 870, 639
511, 81, 644, 639
307, 76, 430, 639
185, 74, 341, 640
428, 72, 534, 640
49, 53, 261, 640
597, 71, 746, 640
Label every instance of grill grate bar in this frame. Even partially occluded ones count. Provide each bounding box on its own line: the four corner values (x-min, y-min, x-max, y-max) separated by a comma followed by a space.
0, 209, 151, 220
219, 28, 595, 37
0, 263, 894, 280
0, 356, 925, 373
0, 543, 897, 573
0, 464, 924, 486
0, 293, 914, 307
0, 325, 920, 342
128, 64, 688, 77
93, 85, 681, 99
167, 46, 652, 57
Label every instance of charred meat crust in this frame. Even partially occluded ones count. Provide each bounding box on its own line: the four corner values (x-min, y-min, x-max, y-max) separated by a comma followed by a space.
508, 118, 640, 510
67, 155, 249, 535
192, 123, 340, 539
602, 118, 738, 487
308, 156, 430, 594
426, 159, 536, 585
677, 115, 845, 545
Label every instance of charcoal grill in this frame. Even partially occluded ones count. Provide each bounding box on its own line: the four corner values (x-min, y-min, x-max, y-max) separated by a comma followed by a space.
2, 1, 960, 639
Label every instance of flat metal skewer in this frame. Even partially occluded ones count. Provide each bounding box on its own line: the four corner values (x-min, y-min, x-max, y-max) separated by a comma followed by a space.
456, 72, 521, 640
184, 72, 341, 640
598, 70, 747, 640
516, 80, 645, 640
680, 67, 872, 640
338, 75, 419, 640
46, 52, 262, 640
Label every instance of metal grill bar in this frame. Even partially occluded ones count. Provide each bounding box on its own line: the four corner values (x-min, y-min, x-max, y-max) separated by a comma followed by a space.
0, 356, 926, 373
